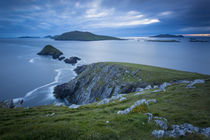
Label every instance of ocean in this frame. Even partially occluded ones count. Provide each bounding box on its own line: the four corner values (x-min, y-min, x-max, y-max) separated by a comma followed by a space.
0, 37, 210, 107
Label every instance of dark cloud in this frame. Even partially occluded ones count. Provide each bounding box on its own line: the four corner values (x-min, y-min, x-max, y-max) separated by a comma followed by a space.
0, 0, 209, 37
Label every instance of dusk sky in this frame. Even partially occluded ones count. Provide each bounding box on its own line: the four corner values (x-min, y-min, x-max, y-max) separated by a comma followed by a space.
0, 0, 210, 37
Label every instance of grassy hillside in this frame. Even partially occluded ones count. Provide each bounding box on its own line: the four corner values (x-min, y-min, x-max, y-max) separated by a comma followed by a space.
0, 62, 209, 140
53, 31, 123, 41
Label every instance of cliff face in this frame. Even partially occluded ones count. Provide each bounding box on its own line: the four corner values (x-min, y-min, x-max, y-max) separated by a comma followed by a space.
54, 62, 205, 105
54, 63, 146, 104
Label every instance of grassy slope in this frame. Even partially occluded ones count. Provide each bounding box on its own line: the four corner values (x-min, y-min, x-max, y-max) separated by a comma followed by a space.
0, 62, 209, 140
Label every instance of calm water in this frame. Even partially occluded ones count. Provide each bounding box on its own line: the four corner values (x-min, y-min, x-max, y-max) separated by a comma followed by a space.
0, 37, 210, 106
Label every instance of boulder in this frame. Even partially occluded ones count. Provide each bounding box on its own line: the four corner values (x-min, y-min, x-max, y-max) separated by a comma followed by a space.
152, 130, 165, 138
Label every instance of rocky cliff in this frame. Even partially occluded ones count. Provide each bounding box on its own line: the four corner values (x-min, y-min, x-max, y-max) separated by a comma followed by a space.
54, 62, 205, 105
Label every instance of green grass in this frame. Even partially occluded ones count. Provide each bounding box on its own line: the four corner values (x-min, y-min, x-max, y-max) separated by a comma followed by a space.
0, 62, 210, 140
1, 81, 210, 139
105, 62, 208, 84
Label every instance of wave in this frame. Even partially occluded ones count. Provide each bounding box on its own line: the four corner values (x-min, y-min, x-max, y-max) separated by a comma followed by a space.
25, 69, 62, 98
13, 63, 79, 106
29, 58, 34, 63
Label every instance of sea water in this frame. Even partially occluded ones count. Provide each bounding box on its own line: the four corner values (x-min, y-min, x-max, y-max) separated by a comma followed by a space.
0, 37, 209, 106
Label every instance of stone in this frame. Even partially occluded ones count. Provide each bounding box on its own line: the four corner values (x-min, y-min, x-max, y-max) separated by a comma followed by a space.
97, 98, 111, 105
69, 104, 81, 109
146, 113, 153, 122
117, 99, 148, 115
154, 120, 168, 130
186, 79, 205, 88
145, 85, 152, 90
119, 97, 127, 101
46, 112, 55, 117
200, 127, 210, 137
147, 99, 157, 104
153, 85, 159, 89
135, 88, 144, 92
134, 92, 144, 96
159, 82, 171, 91
152, 130, 165, 138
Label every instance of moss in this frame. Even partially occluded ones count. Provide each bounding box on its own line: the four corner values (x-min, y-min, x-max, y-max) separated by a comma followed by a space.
131, 104, 149, 113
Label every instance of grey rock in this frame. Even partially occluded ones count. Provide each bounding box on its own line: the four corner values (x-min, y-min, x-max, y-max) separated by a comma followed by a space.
200, 127, 210, 137
117, 99, 156, 115
152, 130, 165, 138
134, 92, 144, 96
117, 99, 147, 115
186, 79, 205, 88
153, 85, 159, 89
164, 123, 200, 137
159, 82, 171, 91
119, 97, 127, 101
69, 104, 81, 109
46, 112, 55, 117
146, 113, 153, 122
135, 88, 144, 92
147, 99, 157, 104
154, 120, 168, 130
98, 98, 111, 105
145, 85, 152, 90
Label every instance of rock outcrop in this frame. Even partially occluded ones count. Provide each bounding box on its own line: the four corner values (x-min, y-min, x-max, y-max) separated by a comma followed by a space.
37, 45, 63, 59
64, 57, 81, 65
54, 63, 149, 105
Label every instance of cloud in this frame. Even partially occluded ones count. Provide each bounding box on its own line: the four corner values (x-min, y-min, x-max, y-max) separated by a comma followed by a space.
159, 11, 172, 16
82, 1, 159, 28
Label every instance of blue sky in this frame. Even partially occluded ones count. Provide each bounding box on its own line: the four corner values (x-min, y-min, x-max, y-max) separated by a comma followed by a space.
0, 0, 210, 37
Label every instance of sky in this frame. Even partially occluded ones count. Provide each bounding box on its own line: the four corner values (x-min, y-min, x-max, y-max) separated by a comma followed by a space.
0, 0, 210, 37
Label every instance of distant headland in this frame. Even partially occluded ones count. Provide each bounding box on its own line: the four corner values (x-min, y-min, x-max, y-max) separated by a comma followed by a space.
52, 31, 123, 41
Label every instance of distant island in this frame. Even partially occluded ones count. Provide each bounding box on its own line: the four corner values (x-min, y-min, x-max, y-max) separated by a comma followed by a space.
189, 38, 208, 42
44, 35, 53, 38
53, 31, 123, 41
146, 39, 180, 42
18, 36, 40, 38
151, 34, 184, 38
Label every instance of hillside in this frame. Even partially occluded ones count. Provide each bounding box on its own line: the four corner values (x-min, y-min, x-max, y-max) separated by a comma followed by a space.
0, 62, 210, 139
53, 31, 123, 41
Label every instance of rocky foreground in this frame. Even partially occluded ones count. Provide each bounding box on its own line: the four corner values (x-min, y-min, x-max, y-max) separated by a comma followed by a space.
1, 62, 210, 139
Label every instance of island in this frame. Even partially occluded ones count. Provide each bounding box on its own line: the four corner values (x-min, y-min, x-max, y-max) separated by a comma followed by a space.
37, 45, 63, 59
146, 39, 180, 42
44, 35, 53, 38
189, 38, 208, 42
18, 36, 40, 38
151, 34, 184, 38
53, 31, 123, 41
